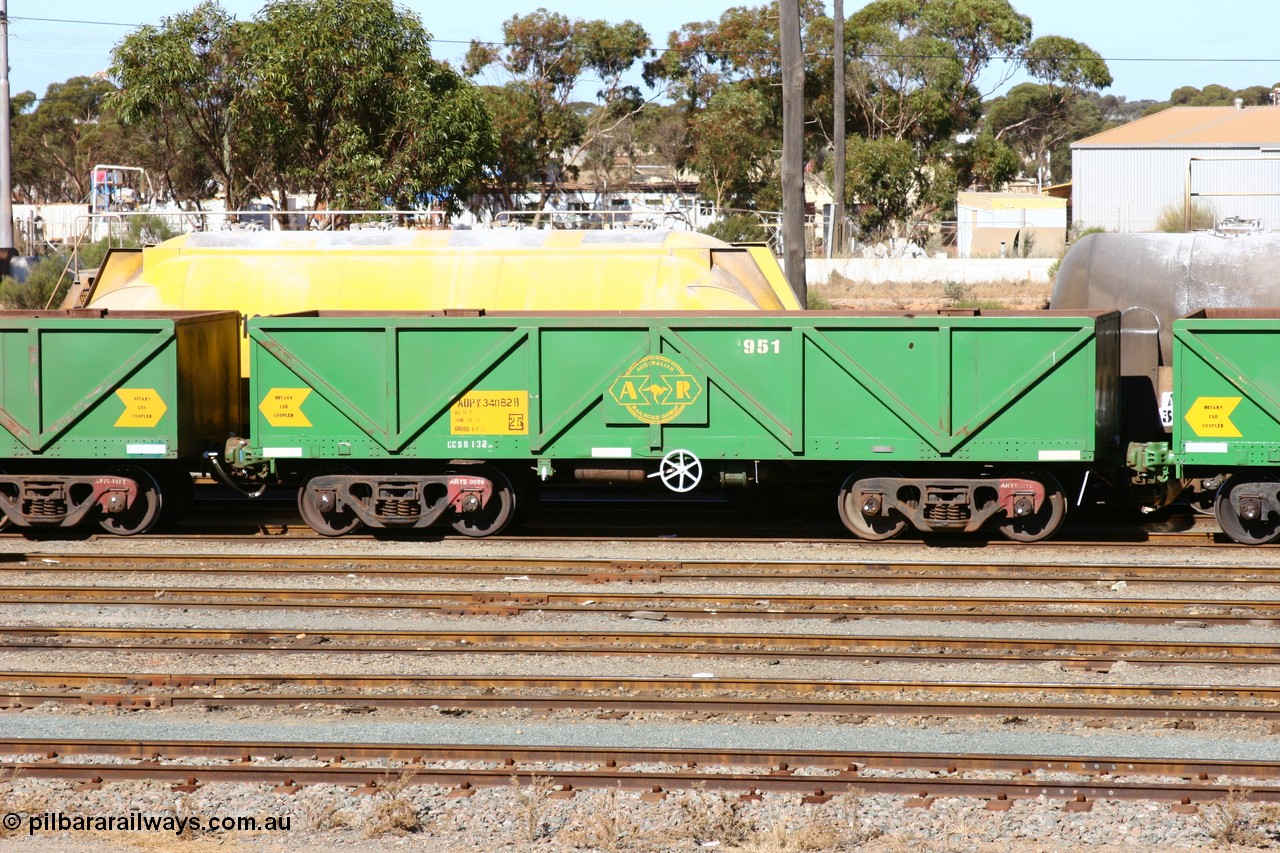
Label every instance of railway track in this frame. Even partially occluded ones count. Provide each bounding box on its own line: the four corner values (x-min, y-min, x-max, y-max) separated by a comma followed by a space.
2, 626, 1279, 664
57, 526, 1227, 546
3, 547, 1279, 818
1, 739, 1277, 806
0, 583, 1277, 625
1, 672, 1279, 717
13, 551, 1280, 584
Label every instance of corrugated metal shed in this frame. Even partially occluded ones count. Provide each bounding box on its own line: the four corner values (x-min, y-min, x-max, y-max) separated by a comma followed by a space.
955, 192, 1066, 258
1071, 106, 1280, 232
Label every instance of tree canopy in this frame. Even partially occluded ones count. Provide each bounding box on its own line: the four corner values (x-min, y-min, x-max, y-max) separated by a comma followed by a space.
109, 0, 493, 213
12, 77, 127, 204
25, 0, 1270, 244
464, 9, 652, 215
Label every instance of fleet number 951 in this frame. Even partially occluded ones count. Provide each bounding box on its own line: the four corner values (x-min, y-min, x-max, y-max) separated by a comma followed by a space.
743, 338, 781, 355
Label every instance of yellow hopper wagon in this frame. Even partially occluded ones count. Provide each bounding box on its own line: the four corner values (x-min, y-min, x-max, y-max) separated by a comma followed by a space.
85, 230, 799, 349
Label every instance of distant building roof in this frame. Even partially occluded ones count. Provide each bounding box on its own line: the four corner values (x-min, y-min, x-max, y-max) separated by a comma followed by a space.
1075, 106, 1280, 147
957, 191, 1065, 211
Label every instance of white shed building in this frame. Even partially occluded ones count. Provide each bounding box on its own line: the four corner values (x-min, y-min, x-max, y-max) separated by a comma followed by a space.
955, 192, 1066, 258
1071, 105, 1280, 232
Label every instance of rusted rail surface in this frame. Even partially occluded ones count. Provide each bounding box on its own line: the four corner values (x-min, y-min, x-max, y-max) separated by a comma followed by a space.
1, 741, 1278, 803
7, 686, 1280, 717
2, 670, 1280, 703
2, 626, 1277, 663
16, 552, 1280, 585
0, 738, 1264, 777
2, 584, 1279, 625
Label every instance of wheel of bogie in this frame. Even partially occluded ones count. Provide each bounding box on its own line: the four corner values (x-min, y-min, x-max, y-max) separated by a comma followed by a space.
997, 468, 1067, 543
98, 467, 162, 536
297, 467, 364, 537
451, 465, 516, 538
1214, 475, 1280, 545
837, 467, 908, 541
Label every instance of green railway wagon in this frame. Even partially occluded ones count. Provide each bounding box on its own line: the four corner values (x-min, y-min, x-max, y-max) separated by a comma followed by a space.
237, 310, 1120, 541
0, 309, 241, 534
1172, 309, 1280, 544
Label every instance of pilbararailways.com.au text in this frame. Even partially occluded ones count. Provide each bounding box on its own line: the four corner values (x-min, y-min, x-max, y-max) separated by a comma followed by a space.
7, 811, 292, 836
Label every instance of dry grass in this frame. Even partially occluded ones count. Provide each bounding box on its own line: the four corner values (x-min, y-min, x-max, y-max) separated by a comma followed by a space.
364, 767, 423, 837
298, 794, 358, 833
677, 783, 753, 847
1201, 788, 1280, 848
561, 785, 650, 850
815, 272, 1051, 312
83, 833, 230, 851
739, 788, 879, 852
511, 774, 557, 842
742, 817, 847, 851
0, 770, 49, 840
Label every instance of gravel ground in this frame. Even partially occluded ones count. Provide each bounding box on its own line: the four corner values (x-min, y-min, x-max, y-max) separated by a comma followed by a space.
0, 534, 1278, 850
0, 779, 1263, 853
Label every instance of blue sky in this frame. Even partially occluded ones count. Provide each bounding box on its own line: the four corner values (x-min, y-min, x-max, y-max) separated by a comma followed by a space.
8, 1, 1279, 104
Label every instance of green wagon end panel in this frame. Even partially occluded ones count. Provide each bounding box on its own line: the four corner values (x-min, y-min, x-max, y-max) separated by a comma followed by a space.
248, 310, 1118, 465
0, 310, 241, 459
1173, 309, 1280, 467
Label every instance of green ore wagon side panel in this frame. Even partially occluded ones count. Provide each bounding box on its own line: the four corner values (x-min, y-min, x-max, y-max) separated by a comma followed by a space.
0, 310, 241, 459
1173, 309, 1280, 467
248, 310, 1119, 466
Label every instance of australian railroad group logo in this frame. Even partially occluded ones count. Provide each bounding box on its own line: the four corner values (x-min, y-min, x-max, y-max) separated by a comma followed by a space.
609, 355, 702, 424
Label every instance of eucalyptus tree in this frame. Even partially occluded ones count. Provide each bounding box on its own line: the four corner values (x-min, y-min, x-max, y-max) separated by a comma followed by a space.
110, 2, 257, 210
10, 77, 131, 204
984, 36, 1113, 186
243, 0, 493, 212
690, 86, 773, 211
643, 2, 827, 217
465, 9, 652, 214
111, 0, 493, 215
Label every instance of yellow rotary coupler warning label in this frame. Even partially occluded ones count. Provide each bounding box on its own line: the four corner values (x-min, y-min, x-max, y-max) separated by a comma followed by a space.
114, 389, 167, 428
450, 391, 528, 435
609, 355, 702, 425
259, 388, 313, 428
1184, 396, 1242, 438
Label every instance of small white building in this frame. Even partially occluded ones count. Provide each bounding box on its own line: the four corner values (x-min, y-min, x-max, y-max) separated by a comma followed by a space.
955, 192, 1067, 258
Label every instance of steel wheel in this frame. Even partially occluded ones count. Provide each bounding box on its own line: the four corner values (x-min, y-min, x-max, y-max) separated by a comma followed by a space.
297, 467, 364, 537
1214, 475, 1280, 545
451, 465, 516, 538
0, 468, 10, 532
997, 468, 1067, 543
837, 467, 907, 541
98, 467, 162, 536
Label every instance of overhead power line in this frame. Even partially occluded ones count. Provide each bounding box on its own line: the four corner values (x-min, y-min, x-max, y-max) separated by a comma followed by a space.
7, 13, 1279, 65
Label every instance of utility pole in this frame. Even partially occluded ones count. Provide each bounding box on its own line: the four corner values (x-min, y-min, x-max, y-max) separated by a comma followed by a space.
831, 0, 845, 260
779, 0, 806, 307
0, 0, 14, 275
